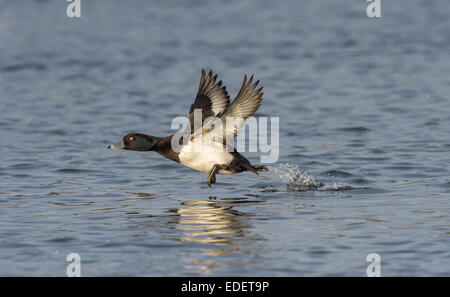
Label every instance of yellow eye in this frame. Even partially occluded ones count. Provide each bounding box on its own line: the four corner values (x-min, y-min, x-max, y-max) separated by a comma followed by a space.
129, 137, 134, 141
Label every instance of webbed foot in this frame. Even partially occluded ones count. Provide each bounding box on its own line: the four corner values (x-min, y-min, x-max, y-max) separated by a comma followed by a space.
207, 164, 225, 187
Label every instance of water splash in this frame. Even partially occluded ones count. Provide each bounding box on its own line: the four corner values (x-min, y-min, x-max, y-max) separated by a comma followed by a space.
270, 163, 352, 192
270, 163, 322, 191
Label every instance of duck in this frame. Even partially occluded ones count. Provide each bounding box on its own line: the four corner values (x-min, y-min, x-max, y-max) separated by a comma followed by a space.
109, 69, 268, 187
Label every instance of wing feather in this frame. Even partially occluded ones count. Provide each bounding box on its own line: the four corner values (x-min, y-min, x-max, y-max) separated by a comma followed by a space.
219, 74, 264, 138
190, 73, 264, 148
189, 70, 230, 119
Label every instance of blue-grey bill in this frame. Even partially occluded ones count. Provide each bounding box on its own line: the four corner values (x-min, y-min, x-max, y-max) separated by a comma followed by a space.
108, 141, 125, 149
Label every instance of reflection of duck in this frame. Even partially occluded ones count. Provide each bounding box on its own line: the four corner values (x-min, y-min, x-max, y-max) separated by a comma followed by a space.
168, 198, 266, 275
175, 200, 249, 246
172, 199, 257, 275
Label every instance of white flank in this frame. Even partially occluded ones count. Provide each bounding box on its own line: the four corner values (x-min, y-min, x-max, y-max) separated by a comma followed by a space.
178, 141, 233, 173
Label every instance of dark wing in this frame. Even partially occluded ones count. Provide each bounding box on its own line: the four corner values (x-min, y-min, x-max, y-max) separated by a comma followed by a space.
188, 69, 230, 134
219, 74, 263, 137
190, 74, 264, 146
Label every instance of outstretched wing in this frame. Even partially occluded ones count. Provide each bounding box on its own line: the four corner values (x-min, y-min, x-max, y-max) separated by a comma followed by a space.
219, 74, 263, 138
188, 70, 230, 135
190, 74, 263, 150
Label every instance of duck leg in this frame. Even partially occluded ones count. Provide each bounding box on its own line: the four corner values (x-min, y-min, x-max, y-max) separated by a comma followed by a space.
207, 164, 226, 187
241, 163, 258, 175
253, 165, 268, 172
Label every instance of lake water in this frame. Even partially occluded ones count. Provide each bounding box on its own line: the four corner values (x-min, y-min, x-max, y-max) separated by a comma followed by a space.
0, 0, 449, 276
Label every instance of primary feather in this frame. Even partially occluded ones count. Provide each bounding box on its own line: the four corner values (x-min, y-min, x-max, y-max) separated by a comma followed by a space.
188, 70, 230, 135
